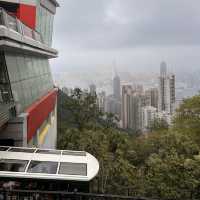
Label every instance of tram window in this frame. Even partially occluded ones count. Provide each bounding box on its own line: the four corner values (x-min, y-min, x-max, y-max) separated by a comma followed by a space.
9, 147, 36, 153
59, 162, 87, 176
27, 161, 58, 174
36, 149, 61, 155
0, 159, 28, 172
62, 151, 86, 156
0, 146, 9, 151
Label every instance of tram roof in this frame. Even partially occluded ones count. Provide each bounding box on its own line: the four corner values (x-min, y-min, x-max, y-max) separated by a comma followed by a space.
0, 146, 99, 181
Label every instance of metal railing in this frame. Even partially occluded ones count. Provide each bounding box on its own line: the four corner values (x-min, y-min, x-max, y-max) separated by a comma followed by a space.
0, 7, 44, 43
0, 189, 154, 200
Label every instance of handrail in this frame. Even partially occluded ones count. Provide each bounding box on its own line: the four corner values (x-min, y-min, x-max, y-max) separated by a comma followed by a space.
0, 189, 156, 200
0, 7, 44, 43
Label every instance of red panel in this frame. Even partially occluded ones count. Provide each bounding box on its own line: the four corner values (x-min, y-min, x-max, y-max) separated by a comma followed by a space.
16, 4, 36, 29
26, 89, 57, 141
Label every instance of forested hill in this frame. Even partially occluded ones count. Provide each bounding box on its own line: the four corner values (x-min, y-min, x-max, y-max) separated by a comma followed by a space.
57, 88, 200, 200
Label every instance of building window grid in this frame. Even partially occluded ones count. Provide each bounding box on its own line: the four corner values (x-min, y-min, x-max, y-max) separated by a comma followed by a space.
36, 4, 54, 46
5, 52, 53, 114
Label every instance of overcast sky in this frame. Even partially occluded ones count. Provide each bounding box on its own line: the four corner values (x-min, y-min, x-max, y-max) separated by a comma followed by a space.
51, 0, 200, 75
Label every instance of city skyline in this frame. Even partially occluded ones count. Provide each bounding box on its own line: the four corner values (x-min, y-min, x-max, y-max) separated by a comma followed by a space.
80, 61, 177, 133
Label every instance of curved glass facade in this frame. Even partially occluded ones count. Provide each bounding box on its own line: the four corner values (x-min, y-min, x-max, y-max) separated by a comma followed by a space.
5, 52, 54, 114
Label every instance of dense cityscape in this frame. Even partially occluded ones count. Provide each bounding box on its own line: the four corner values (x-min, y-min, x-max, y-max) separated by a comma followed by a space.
60, 61, 187, 134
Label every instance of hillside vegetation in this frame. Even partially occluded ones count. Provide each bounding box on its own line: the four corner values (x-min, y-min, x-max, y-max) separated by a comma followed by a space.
57, 88, 200, 200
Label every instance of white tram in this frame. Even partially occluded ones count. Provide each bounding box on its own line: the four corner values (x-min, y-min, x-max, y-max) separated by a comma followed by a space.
0, 146, 99, 192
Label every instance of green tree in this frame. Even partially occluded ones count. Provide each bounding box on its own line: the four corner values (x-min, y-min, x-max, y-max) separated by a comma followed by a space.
148, 118, 169, 132
57, 88, 102, 131
57, 88, 200, 199
173, 95, 200, 143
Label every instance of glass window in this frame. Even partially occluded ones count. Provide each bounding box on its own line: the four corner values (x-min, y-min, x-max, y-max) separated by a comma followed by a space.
5, 53, 19, 83
4, 52, 54, 113
59, 162, 87, 176
0, 159, 28, 172
7, 14, 18, 32
62, 151, 86, 156
36, 149, 61, 155
27, 161, 58, 174
36, 5, 54, 46
16, 55, 26, 81
9, 147, 36, 153
0, 146, 9, 151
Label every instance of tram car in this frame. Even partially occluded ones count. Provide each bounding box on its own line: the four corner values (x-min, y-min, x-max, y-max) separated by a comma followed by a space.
0, 146, 99, 193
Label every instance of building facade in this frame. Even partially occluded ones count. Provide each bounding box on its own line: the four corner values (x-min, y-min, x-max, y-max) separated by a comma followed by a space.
145, 88, 158, 109
121, 85, 132, 129
0, 0, 59, 148
158, 62, 175, 114
113, 73, 121, 101
141, 106, 157, 132
89, 84, 96, 96
121, 85, 143, 132
97, 91, 106, 112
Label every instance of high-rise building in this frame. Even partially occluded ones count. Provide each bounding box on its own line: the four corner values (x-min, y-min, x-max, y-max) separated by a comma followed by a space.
89, 84, 96, 96
131, 93, 143, 132
160, 61, 167, 76
141, 106, 157, 132
158, 62, 175, 114
97, 91, 106, 112
105, 95, 121, 118
145, 88, 158, 109
121, 85, 143, 132
113, 72, 121, 101
105, 70, 121, 118
0, 0, 59, 148
121, 85, 132, 129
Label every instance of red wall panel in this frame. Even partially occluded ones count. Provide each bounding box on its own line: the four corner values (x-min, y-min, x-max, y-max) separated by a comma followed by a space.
16, 4, 36, 29
26, 89, 57, 141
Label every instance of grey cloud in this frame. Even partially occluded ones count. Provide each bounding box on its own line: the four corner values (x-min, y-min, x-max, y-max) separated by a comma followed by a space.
53, 0, 200, 49
51, 0, 200, 76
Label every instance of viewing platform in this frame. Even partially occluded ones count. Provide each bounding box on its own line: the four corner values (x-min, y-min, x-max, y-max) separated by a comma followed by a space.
0, 7, 58, 58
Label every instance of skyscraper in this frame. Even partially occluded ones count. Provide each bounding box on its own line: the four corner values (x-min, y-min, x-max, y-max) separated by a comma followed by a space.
121, 85, 143, 132
145, 88, 158, 109
0, 0, 59, 148
89, 84, 96, 96
113, 72, 121, 101
97, 91, 106, 112
141, 106, 157, 132
158, 62, 175, 114
105, 69, 121, 118
121, 85, 133, 129
160, 61, 167, 77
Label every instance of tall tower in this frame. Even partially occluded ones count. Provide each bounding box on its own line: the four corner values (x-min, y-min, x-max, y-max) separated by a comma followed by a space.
89, 84, 96, 96
145, 88, 158, 109
121, 85, 143, 132
121, 85, 133, 129
113, 69, 121, 101
160, 61, 167, 77
0, 0, 59, 148
158, 62, 175, 114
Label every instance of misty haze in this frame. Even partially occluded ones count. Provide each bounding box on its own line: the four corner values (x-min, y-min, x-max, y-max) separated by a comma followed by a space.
52, 0, 200, 97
